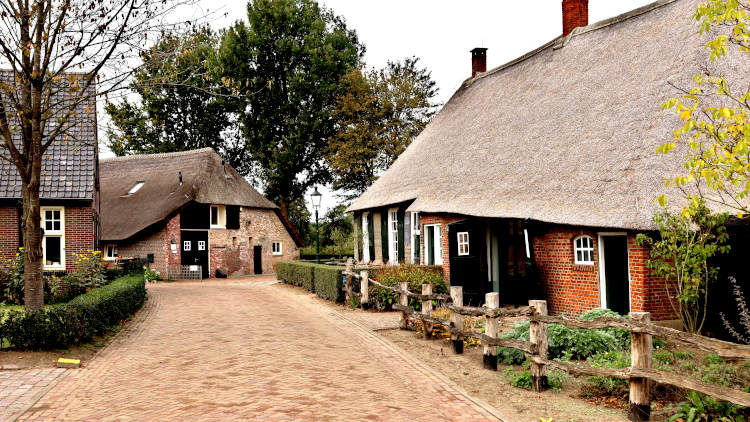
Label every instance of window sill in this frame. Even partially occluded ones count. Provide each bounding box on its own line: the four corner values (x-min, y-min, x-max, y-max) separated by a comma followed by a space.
272, 252, 282, 256
210, 226, 226, 230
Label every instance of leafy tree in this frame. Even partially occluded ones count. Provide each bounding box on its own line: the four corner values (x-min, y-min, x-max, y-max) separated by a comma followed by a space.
218, 0, 363, 218
105, 28, 252, 175
636, 201, 730, 334
0, 0, 197, 310
659, 0, 750, 214
286, 197, 312, 247
326, 57, 439, 199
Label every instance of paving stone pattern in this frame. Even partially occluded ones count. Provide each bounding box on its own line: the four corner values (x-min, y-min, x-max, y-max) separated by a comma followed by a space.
15, 278, 501, 421
0, 368, 68, 421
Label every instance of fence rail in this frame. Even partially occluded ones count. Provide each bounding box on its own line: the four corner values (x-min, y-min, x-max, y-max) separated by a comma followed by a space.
342, 259, 750, 421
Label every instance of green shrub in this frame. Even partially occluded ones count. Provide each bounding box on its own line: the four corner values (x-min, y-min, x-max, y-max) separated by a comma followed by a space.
313, 265, 344, 302
503, 364, 566, 392
675, 351, 694, 361
583, 350, 630, 397
104, 269, 125, 281
668, 391, 749, 422
654, 350, 676, 366
0, 275, 146, 350
369, 265, 447, 311
276, 261, 345, 302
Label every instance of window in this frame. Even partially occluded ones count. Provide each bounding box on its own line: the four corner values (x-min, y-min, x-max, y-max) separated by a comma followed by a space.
388, 209, 399, 264
410, 212, 421, 264
41, 207, 64, 269
197, 241, 205, 251
104, 245, 118, 261
457, 232, 470, 256
127, 181, 144, 195
424, 224, 442, 265
272, 241, 282, 255
574, 235, 595, 265
210, 205, 226, 229
183, 241, 191, 251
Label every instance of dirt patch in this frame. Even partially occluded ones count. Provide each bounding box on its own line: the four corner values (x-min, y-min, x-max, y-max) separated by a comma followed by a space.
378, 328, 629, 422
0, 318, 130, 369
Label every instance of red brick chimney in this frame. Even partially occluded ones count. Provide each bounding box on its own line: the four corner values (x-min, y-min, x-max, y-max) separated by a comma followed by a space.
562, 0, 588, 37
471, 48, 487, 78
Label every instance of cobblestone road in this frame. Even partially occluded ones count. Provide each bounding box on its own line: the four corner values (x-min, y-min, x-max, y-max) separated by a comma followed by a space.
13, 278, 503, 421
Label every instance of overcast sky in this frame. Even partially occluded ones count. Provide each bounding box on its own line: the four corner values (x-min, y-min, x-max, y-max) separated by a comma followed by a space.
114, 0, 658, 214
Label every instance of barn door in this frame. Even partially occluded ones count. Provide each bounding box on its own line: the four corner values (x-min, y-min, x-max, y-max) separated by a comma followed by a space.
181, 230, 209, 279
448, 220, 487, 306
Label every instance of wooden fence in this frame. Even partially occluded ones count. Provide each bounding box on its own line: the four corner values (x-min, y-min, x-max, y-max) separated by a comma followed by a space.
342, 261, 750, 422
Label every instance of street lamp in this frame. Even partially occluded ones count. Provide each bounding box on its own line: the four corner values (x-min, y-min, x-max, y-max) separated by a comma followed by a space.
311, 187, 322, 264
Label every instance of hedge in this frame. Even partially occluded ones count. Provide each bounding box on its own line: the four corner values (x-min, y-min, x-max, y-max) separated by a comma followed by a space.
0, 275, 146, 350
276, 261, 344, 302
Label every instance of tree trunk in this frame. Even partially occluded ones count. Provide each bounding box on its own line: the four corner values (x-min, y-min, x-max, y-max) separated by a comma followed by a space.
22, 172, 44, 311
278, 198, 289, 221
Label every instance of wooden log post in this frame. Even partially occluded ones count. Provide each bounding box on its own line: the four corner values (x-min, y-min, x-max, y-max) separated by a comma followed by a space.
450, 286, 464, 354
360, 270, 369, 309
344, 259, 354, 303
422, 283, 434, 339
529, 300, 549, 392
483, 292, 500, 370
398, 282, 409, 329
629, 312, 652, 422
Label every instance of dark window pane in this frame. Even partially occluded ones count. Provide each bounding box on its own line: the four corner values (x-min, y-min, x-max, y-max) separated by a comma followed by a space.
211, 207, 218, 225
45, 236, 61, 265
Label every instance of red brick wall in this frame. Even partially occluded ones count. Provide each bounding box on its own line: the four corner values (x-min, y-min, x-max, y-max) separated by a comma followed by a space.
0, 205, 95, 273
628, 236, 674, 320
420, 214, 465, 283
0, 207, 20, 261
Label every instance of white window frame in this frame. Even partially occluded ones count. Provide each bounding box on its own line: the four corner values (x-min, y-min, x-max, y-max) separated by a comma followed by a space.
183, 240, 191, 251
209, 205, 226, 229
41, 206, 65, 270
104, 244, 118, 261
197, 241, 206, 251
423, 223, 443, 265
410, 212, 420, 264
573, 235, 595, 265
457, 232, 470, 256
362, 212, 370, 263
272, 241, 282, 256
388, 208, 399, 265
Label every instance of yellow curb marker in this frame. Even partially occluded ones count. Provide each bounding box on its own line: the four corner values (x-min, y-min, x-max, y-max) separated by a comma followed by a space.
56, 358, 81, 368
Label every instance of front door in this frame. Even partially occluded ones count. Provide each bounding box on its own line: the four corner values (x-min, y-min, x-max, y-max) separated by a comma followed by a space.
600, 235, 630, 315
181, 230, 209, 279
254, 245, 263, 274
448, 220, 487, 306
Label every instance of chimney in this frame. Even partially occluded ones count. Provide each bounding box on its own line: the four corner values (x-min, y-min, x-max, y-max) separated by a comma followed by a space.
471, 47, 487, 78
562, 0, 588, 37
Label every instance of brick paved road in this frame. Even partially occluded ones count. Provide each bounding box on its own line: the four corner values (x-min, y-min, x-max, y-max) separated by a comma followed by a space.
0, 368, 67, 421
16, 278, 503, 421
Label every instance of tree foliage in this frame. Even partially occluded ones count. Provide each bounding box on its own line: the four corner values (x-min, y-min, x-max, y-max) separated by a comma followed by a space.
636, 201, 730, 334
659, 0, 750, 214
105, 28, 251, 175
0, 0, 198, 310
326, 57, 439, 199
218, 0, 363, 217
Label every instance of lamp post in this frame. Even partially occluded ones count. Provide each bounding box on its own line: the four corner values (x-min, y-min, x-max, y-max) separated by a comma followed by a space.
311, 187, 322, 264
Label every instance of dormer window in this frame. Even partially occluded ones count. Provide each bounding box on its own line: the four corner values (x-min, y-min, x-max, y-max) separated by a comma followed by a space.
574, 235, 595, 265
122, 181, 144, 197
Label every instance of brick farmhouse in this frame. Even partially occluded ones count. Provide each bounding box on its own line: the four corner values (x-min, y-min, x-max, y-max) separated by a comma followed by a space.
0, 72, 99, 272
348, 0, 750, 320
100, 148, 302, 279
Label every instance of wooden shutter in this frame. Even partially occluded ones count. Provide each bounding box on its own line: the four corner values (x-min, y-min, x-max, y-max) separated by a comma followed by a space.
397, 208, 405, 262
226, 206, 240, 230
367, 212, 375, 259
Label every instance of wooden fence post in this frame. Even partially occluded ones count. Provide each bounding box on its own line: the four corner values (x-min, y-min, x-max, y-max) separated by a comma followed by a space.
450, 286, 464, 354
398, 282, 409, 329
629, 312, 652, 422
360, 270, 369, 309
344, 259, 353, 303
422, 283, 433, 339
529, 300, 548, 392
483, 292, 499, 370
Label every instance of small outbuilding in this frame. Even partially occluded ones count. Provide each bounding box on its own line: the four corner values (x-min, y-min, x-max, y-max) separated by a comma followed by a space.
100, 148, 302, 279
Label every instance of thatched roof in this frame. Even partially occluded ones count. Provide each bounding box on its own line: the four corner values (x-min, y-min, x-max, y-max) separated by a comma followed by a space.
348, 0, 749, 230
100, 148, 277, 241
0, 71, 97, 200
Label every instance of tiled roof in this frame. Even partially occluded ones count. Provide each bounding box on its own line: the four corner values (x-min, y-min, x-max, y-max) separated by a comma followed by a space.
0, 71, 97, 200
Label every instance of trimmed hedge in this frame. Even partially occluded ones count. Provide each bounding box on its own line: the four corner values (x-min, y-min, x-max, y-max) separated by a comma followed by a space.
0, 275, 146, 350
276, 261, 344, 302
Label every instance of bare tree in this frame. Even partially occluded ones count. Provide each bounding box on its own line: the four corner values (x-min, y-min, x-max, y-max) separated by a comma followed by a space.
0, 0, 199, 310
